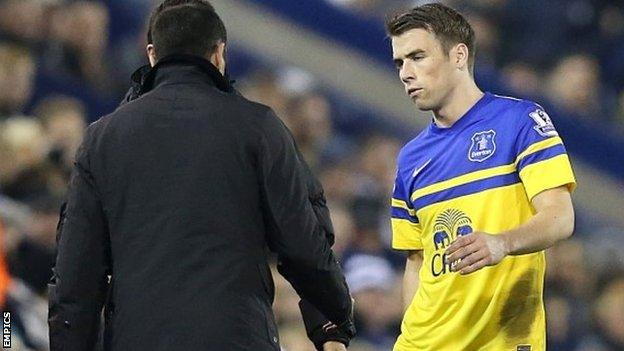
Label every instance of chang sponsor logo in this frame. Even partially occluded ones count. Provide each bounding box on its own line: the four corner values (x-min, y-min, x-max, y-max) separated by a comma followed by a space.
430, 209, 473, 277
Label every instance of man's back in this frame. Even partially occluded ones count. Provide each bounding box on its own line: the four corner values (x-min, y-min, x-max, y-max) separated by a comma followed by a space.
49, 58, 353, 351
89, 63, 279, 350
49, 3, 355, 349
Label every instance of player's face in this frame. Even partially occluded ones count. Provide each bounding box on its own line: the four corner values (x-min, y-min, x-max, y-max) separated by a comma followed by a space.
391, 29, 456, 111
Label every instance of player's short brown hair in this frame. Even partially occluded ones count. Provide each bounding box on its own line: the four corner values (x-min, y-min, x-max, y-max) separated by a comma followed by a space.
386, 3, 475, 72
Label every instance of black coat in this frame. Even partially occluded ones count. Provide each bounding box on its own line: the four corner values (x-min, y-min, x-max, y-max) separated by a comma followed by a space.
48, 55, 352, 351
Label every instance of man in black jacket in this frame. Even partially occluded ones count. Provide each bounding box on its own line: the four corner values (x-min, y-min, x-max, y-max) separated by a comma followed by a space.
48, 3, 354, 351
120, 2, 353, 350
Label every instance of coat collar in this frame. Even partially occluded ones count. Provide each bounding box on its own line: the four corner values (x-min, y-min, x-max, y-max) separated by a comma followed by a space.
133, 54, 235, 96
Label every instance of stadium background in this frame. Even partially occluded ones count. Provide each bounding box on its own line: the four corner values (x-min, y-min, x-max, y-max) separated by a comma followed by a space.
0, 0, 623, 350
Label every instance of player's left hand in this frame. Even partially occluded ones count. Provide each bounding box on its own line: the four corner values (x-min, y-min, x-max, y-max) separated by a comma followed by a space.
444, 232, 509, 275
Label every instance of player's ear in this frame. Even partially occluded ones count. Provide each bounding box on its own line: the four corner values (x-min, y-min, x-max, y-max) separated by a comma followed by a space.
146, 44, 157, 67
453, 43, 469, 71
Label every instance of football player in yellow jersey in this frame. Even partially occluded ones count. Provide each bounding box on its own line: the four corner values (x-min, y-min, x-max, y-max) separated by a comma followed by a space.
386, 3, 576, 351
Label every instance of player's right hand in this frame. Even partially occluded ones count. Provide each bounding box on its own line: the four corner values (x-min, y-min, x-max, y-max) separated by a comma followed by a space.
445, 231, 509, 274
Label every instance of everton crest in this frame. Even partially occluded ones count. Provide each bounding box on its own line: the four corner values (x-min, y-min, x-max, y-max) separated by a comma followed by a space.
468, 130, 496, 162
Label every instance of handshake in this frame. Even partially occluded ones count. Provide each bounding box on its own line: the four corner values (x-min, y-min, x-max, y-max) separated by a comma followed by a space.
299, 299, 356, 351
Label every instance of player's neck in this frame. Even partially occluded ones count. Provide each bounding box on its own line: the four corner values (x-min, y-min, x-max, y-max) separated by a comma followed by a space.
432, 80, 484, 129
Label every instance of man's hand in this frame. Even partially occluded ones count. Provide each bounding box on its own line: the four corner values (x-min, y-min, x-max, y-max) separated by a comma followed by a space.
444, 232, 509, 275
299, 299, 355, 351
323, 341, 347, 351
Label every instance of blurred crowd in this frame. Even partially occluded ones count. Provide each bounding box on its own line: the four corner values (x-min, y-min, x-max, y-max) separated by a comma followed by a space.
327, 0, 624, 132
0, 0, 623, 351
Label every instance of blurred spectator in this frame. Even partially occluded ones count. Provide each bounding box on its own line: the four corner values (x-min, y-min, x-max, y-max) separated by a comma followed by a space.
598, 5, 624, 91
599, 4, 624, 39
357, 135, 401, 196
45, 1, 112, 92
347, 135, 404, 265
239, 69, 291, 119
328, 204, 356, 257
284, 93, 332, 168
0, 197, 31, 257
7, 193, 61, 296
277, 66, 318, 96
319, 162, 358, 204
584, 227, 624, 278
0, 117, 53, 200
465, 10, 500, 67
546, 54, 604, 120
285, 92, 354, 169
545, 283, 582, 350
500, 0, 597, 67
349, 196, 385, 253
0, 116, 68, 233
592, 273, 624, 351
344, 253, 402, 350
502, 62, 541, 98
0, 44, 35, 119
0, 0, 48, 47
545, 239, 593, 300
34, 95, 87, 175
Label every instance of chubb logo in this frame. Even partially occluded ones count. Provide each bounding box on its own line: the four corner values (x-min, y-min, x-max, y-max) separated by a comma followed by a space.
431, 209, 473, 277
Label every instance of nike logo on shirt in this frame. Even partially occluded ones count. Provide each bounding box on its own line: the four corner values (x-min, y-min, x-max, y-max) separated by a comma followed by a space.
412, 159, 432, 178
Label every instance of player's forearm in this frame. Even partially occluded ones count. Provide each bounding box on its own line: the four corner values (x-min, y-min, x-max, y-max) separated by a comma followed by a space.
501, 203, 574, 255
402, 251, 423, 312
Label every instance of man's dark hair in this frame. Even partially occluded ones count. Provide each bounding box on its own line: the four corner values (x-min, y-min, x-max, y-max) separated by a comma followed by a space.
146, 0, 216, 44
150, 4, 227, 60
386, 3, 476, 72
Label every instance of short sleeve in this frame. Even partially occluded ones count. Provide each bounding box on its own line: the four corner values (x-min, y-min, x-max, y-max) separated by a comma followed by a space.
390, 166, 423, 250
515, 104, 577, 201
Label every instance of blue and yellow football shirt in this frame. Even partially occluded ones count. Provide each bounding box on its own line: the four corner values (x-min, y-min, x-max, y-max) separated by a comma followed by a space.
391, 93, 576, 351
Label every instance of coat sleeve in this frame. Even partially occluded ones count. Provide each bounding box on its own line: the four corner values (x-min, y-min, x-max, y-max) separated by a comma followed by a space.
48, 125, 111, 351
256, 109, 352, 327
296, 146, 335, 247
